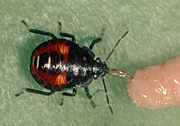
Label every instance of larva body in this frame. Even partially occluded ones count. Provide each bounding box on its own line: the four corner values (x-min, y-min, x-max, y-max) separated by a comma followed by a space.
15, 20, 133, 114
127, 57, 180, 109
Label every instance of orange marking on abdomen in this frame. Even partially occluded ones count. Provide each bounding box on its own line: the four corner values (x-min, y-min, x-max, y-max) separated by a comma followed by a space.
31, 39, 70, 90
54, 71, 67, 87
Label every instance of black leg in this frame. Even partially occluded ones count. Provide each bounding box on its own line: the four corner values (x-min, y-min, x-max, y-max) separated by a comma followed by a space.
60, 88, 77, 106
84, 86, 96, 108
21, 20, 57, 39
58, 22, 76, 43
15, 88, 55, 97
89, 28, 105, 49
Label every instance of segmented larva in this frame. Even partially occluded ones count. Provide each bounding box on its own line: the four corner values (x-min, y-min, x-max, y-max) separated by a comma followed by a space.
127, 57, 180, 109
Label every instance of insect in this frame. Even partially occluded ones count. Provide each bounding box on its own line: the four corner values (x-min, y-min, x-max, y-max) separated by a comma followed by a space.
15, 20, 133, 114
127, 57, 180, 109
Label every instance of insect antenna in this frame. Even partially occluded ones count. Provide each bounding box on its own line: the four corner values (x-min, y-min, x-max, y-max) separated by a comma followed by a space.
104, 31, 129, 62
101, 31, 132, 114
104, 31, 133, 78
102, 77, 114, 114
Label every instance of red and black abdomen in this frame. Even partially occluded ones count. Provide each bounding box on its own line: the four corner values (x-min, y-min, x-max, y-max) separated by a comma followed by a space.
30, 39, 72, 91
30, 38, 95, 91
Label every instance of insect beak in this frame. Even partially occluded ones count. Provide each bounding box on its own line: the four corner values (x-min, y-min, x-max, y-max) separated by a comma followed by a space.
108, 68, 133, 78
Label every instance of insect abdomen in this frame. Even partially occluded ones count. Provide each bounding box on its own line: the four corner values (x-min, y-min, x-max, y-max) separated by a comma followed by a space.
30, 39, 70, 91
30, 38, 95, 91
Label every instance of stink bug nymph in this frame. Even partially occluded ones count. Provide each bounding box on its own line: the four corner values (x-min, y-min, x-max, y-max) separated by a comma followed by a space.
15, 20, 133, 114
